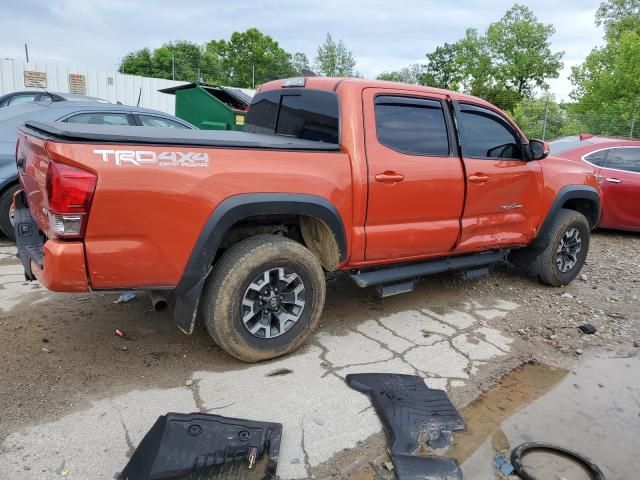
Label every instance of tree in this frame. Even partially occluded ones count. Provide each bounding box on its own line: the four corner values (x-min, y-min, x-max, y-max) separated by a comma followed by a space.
291, 52, 311, 75
377, 64, 425, 84
422, 42, 465, 90
570, 1, 640, 137
511, 94, 585, 140
119, 41, 204, 82
314, 34, 357, 77
204, 28, 296, 88
596, 0, 640, 38
485, 4, 564, 98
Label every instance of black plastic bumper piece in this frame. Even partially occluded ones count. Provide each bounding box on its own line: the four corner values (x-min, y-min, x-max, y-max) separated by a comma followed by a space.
119, 412, 283, 480
346, 373, 465, 480
13, 190, 44, 281
350, 251, 507, 288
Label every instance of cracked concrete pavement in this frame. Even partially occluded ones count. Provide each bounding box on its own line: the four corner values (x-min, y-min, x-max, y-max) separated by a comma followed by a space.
0, 240, 519, 479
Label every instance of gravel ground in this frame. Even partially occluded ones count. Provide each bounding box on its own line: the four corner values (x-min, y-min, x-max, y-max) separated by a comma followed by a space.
0, 229, 638, 479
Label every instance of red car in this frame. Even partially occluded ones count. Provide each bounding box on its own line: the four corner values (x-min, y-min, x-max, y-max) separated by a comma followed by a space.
551, 135, 640, 232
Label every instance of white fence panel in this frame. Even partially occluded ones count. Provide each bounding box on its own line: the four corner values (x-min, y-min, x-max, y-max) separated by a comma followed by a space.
0, 58, 186, 115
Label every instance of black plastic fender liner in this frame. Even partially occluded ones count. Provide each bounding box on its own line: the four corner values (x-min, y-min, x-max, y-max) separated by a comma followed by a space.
119, 412, 283, 480
510, 442, 606, 480
172, 193, 347, 334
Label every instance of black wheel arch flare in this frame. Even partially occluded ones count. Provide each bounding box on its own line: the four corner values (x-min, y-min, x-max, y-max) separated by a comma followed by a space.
172, 193, 347, 334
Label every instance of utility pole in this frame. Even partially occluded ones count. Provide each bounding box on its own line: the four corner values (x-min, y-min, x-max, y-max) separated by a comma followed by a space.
542, 95, 550, 141
630, 97, 638, 139
24, 43, 29, 63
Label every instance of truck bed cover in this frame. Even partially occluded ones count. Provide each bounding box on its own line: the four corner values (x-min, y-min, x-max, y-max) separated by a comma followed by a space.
19, 121, 340, 151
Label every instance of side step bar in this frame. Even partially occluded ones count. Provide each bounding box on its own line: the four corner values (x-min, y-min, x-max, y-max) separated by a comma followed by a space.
350, 251, 508, 288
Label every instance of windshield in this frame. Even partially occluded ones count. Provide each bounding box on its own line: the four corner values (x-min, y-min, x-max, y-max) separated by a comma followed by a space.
245, 89, 340, 144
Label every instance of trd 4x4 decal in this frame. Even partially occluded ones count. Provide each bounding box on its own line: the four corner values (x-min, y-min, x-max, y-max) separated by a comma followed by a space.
93, 149, 209, 167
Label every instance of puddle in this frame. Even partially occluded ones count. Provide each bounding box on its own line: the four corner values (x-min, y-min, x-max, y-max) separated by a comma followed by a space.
447, 361, 568, 464
461, 354, 640, 479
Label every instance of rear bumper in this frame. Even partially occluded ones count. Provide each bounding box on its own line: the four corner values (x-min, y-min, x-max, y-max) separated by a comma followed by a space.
33, 240, 90, 292
14, 190, 89, 292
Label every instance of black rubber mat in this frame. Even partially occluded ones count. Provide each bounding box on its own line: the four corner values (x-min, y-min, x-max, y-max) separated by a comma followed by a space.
119, 412, 282, 480
346, 373, 465, 479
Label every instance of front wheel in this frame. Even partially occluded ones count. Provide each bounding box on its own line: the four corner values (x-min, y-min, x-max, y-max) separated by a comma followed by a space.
532, 209, 590, 286
200, 235, 326, 362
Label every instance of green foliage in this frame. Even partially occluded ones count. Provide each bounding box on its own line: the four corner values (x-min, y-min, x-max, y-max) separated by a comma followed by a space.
570, 1, 640, 137
204, 28, 295, 88
313, 34, 358, 77
596, 0, 640, 38
291, 52, 311, 75
119, 41, 203, 82
377, 5, 563, 111
377, 64, 425, 84
511, 95, 585, 140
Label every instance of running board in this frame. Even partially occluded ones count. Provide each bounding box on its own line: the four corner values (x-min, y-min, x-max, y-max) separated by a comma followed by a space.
350, 251, 508, 288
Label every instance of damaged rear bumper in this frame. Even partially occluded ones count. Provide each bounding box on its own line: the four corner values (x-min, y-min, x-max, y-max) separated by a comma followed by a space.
14, 190, 89, 292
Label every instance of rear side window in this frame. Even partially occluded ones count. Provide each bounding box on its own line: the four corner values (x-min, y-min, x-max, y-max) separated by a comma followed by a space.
66, 112, 132, 126
458, 103, 522, 160
245, 89, 339, 144
603, 147, 640, 173
583, 150, 608, 166
374, 96, 449, 156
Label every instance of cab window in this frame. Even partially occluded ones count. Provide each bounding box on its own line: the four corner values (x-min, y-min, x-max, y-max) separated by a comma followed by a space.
458, 103, 522, 160
374, 96, 450, 156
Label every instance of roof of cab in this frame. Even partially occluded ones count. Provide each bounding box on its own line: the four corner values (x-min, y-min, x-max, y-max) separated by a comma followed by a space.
259, 76, 498, 109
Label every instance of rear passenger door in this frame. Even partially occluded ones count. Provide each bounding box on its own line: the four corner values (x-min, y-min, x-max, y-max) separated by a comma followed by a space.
363, 89, 465, 261
454, 102, 544, 252
598, 147, 640, 228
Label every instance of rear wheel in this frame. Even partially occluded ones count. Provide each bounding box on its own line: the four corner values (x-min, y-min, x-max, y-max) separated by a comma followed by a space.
0, 184, 19, 241
532, 209, 590, 286
200, 235, 326, 362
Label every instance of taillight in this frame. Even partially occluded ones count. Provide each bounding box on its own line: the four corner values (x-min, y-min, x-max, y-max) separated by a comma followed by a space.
45, 161, 97, 239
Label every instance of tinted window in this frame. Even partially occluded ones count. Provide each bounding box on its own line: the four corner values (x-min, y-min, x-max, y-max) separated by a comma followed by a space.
583, 150, 608, 166
375, 96, 449, 156
139, 114, 188, 129
246, 89, 339, 144
66, 112, 131, 126
459, 104, 522, 159
603, 147, 640, 173
8, 94, 39, 106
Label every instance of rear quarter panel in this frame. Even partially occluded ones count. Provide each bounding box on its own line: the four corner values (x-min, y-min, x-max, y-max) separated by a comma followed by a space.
45, 142, 353, 289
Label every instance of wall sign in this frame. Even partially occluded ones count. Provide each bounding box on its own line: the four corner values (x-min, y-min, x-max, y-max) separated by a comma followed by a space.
68, 74, 87, 95
23, 70, 47, 88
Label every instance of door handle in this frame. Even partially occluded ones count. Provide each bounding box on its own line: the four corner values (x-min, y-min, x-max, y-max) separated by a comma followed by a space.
468, 174, 490, 184
375, 171, 405, 183
606, 178, 622, 184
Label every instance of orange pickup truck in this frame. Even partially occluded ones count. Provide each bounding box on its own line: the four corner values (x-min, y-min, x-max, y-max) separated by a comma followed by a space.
13, 77, 601, 362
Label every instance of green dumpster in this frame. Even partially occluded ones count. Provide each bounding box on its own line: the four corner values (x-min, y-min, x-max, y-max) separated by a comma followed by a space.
159, 83, 253, 131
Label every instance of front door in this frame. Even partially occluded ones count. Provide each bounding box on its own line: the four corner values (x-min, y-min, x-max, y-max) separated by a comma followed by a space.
454, 102, 544, 252
599, 147, 640, 229
363, 89, 465, 262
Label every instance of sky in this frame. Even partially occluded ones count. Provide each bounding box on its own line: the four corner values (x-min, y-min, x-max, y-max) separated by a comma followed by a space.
1, 0, 605, 100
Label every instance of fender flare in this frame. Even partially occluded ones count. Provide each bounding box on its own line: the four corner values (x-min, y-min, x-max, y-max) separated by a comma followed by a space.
531, 185, 600, 250
173, 193, 347, 333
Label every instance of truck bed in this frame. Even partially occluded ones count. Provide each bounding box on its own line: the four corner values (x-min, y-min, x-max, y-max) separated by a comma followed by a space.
20, 121, 341, 151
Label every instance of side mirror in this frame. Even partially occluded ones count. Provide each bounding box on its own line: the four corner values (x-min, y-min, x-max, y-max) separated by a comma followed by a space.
529, 139, 550, 160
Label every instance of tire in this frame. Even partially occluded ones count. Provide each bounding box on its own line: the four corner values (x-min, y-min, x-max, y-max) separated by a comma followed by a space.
0, 184, 19, 242
532, 208, 590, 286
200, 235, 326, 362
